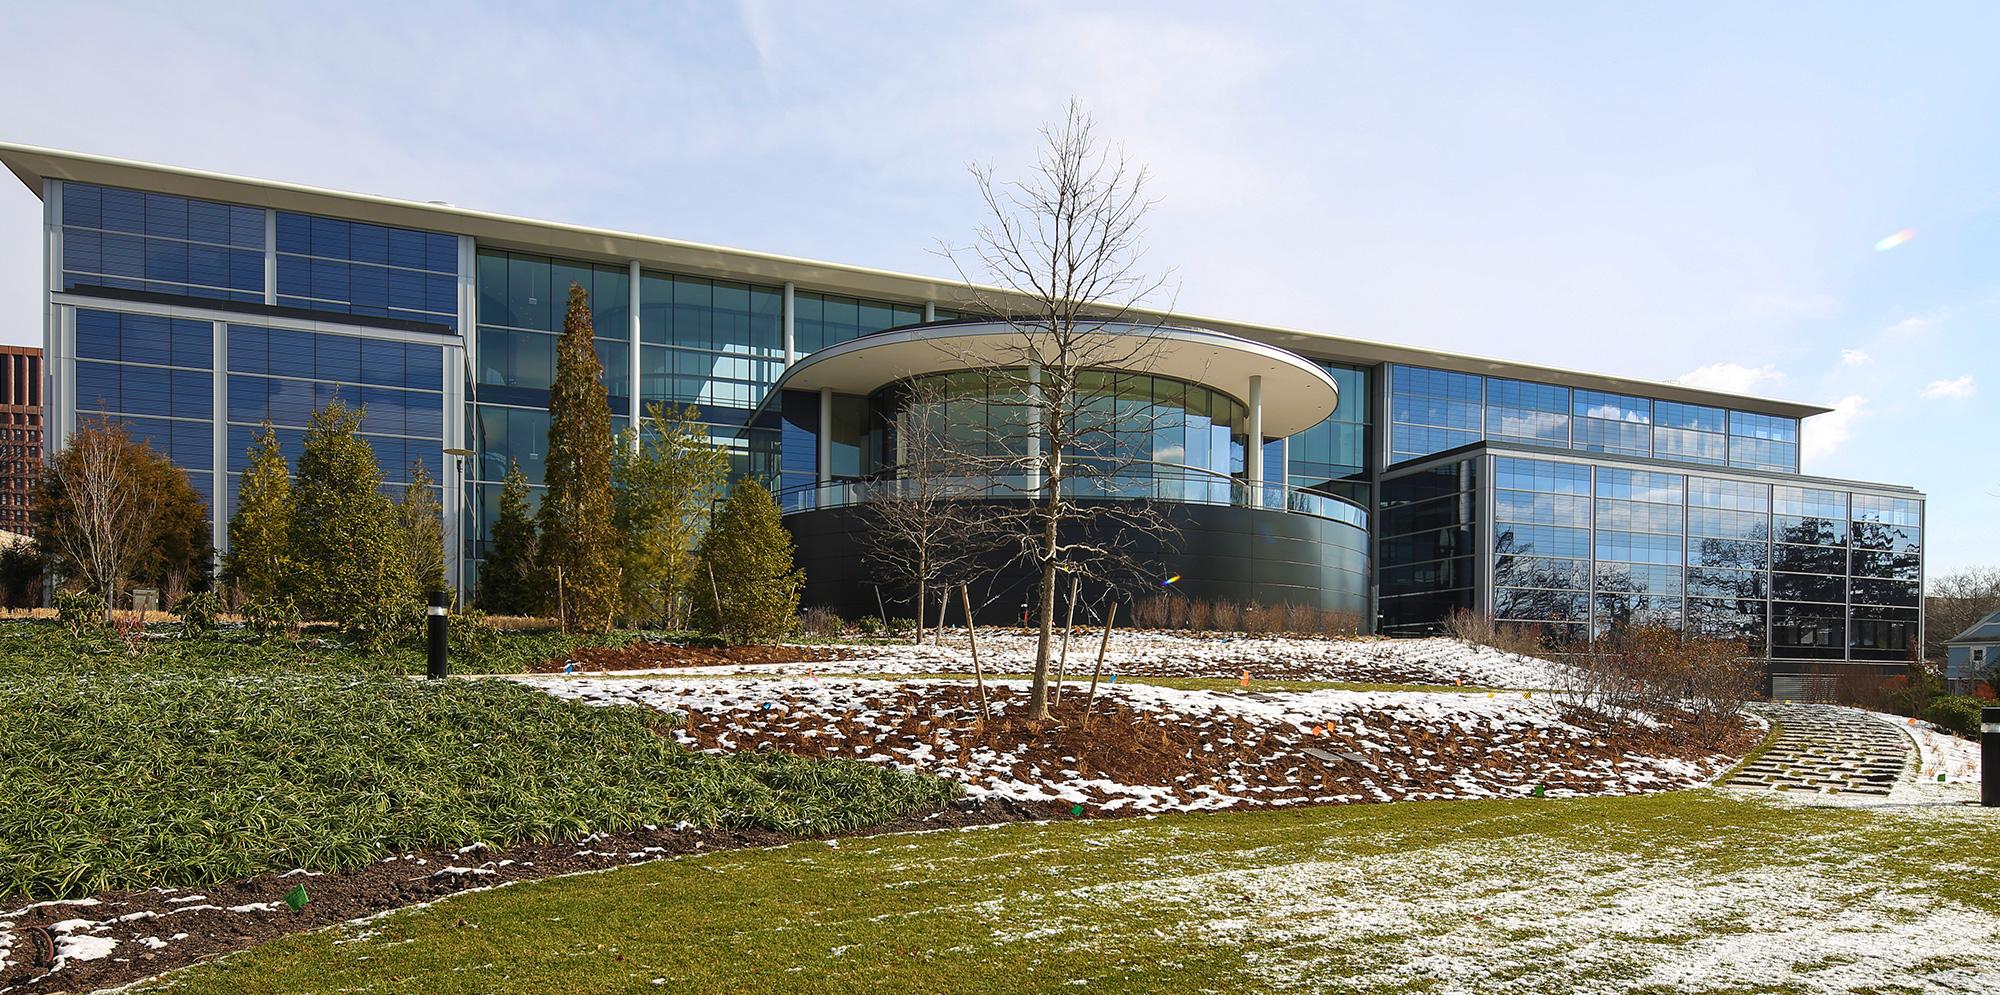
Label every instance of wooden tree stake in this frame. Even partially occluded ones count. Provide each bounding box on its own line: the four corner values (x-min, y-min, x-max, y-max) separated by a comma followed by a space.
1082, 600, 1117, 731
1054, 573, 1079, 705
962, 583, 988, 714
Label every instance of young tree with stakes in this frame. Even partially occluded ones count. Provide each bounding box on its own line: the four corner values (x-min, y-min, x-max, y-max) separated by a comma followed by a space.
397, 459, 447, 598
476, 460, 540, 616
536, 282, 622, 633
693, 478, 803, 644
614, 402, 730, 629
287, 400, 415, 640
223, 422, 293, 603
941, 100, 1178, 721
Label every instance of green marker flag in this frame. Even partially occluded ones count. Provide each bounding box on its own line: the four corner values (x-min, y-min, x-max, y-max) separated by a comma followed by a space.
284, 884, 310, 911
1071, 804, 1084, 816
1531, 784, 1546, 798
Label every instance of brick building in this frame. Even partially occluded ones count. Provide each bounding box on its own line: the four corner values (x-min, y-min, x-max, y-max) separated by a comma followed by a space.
0, 345, 43, 536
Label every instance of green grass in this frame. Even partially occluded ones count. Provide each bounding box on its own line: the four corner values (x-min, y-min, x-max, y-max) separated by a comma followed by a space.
0, 624, 959, 900
143, 790, 2000, 994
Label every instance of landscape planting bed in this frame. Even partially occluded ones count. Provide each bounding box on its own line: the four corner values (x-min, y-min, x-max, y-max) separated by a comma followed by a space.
524, 676, 1759, 812
570, 632, 1566, 688
528, 641, 856, 673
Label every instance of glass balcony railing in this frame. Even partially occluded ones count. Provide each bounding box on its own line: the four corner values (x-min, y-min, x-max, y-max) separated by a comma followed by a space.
774, 462, 1367, 530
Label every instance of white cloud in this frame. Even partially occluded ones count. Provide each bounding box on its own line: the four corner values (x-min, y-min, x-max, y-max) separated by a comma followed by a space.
1921, 375, 1976, 400
1840, 349, 1872, 366
1888, 313, 1939, 336
1674, 363, 1788, 395
1801, 394, 1867, 464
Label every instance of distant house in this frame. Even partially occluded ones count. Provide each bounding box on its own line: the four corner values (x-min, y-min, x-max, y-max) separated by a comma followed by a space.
1944, 610, 2000, 695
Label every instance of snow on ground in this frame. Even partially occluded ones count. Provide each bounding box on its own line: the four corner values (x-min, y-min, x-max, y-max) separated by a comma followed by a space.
519, 674, 1740, 813
598, 632, 1567, 688
1021, 799, 2000, 993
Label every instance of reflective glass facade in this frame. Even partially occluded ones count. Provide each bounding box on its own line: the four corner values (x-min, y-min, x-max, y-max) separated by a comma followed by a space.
277, 213, 457, 324
26, 160, 1919, 667
1286, 363, 1370, 504
1381, 443, 1921, 666
1387, 364, 1802, 473
60, 183, 265, 303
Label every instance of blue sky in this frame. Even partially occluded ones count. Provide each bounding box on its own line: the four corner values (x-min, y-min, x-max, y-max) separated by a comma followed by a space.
0, 2, 1993, 575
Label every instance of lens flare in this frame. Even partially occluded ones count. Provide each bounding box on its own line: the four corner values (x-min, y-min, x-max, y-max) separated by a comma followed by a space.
1874, 228, 1916, 252
1159, 574, 1181, 587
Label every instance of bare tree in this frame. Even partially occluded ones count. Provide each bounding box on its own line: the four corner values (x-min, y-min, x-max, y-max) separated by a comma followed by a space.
1926, 565, 2000, 660
941, 100, 1180, 720
859, 377, 989, 644
39, 420, 152, 622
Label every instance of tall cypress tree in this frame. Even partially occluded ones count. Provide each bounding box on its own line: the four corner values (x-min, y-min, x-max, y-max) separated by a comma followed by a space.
222, 422, 292, 602
536, 282, 621, 633
477, 460, 539, 615
289, 400, 416, 639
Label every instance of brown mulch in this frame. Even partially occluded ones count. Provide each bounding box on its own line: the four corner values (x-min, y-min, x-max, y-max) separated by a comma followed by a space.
662, 682, 1764, 811
0, 798, 1055, 995
528, 642, 856, 673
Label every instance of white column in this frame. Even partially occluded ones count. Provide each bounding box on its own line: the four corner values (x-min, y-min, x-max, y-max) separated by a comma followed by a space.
923, 301, 936, 323
262, 210, 278, 305
783, 282, 797, 367
628, 260, 642, 444
210, 321, 228, 571
817, 386, 833, 485
1246, 374, 1264, 507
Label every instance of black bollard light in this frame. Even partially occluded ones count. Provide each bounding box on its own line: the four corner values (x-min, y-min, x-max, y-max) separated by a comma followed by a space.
426, 590, 448, 679
1983, 707, 1999, 808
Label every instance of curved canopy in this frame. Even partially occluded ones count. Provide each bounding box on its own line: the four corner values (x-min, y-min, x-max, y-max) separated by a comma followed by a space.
774, 320, 1342, 438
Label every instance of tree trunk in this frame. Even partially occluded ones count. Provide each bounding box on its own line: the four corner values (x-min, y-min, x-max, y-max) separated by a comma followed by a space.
1028, 503, 1059, 720
913, 556, 927, 646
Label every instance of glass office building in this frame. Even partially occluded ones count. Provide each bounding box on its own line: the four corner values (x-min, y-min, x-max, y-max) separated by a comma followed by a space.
4, 143, 1923, 689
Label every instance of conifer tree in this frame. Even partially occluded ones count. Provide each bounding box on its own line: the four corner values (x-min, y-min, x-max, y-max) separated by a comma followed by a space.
535, 282, 621, 633
289, 400, 416, 639
614, 402, 729, 628
397, 459, 446, 597
692, 478, 802, 644
477, 460, 540, 615
223, 422, 292, 602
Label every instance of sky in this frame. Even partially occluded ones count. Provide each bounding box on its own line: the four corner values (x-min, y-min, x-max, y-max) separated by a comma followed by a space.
0, 1, 1994, 576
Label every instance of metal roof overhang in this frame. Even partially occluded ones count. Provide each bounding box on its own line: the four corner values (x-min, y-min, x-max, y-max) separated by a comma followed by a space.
774, 322, 1341, 437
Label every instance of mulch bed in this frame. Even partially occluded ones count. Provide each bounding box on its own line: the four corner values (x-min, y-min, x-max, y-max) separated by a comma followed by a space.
529, 642, 856, 673
658, 681, 1763, 811
0, 798, 1054, 995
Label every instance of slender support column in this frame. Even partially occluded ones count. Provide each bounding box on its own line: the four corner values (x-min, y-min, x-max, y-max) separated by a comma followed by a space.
628, 260, 642, 445
263, 210, 278, 306
210, 321, 228, 569
817, 386, 833, 486
1246, 374, 1264, 507
923, 301, 936, 323
783, 282, 797, 366
1026, 360, 1043, 497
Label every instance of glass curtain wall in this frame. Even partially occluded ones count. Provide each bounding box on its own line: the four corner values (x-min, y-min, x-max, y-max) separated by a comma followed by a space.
1378, 457, 1479, 634
60, 183, 265, 303
1387, 364, 1802, 473
73, 309, 216, 504
865, 370, 1247, 498
1480, 454, 1918, 660
276, 213, 458, 324
1286, 363, 1371, 505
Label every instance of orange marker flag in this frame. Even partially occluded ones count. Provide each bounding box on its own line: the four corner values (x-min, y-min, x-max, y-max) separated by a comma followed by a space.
1239, 671, 1250, 688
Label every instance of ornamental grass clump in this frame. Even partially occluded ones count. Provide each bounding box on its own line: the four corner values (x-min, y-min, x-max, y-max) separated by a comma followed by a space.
0, 631, 957, 900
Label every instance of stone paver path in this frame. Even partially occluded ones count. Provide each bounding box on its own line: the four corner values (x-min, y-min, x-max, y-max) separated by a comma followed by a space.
1724, 703, 1913, 796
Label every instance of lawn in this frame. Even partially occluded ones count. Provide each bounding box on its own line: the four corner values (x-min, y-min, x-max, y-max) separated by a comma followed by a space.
146, 789, 2000, 994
